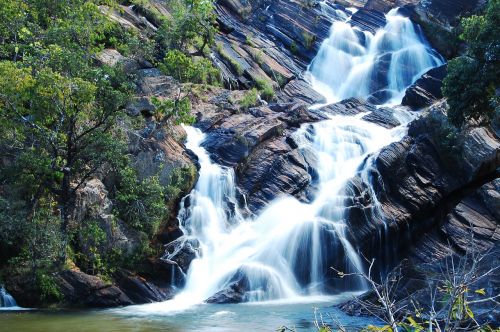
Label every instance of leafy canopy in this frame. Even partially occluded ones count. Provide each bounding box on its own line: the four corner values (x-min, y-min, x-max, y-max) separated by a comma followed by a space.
442, 0, 500, 126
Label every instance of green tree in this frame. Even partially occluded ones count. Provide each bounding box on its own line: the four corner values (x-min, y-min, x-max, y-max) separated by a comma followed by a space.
115, 167, 167, 238
157, 0, 217, 55
442, 0, 500, 126
0, 61, 130, 264
159, 49, 220, 84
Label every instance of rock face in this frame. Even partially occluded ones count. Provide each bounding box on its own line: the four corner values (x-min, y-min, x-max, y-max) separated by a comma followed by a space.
192, 90, 405, 214
77, 0, 498, 312
343, 101, 500, 269
414, 0, 485, 29
56, 269, 133, 308
402, 65, 447, 109
114, 269, 171, 304
337, 101, 499, 325
73, 179, 142, 259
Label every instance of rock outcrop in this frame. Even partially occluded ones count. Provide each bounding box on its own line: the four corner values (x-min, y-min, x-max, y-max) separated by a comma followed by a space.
55, 269, 133, 308
402, 65, 447, 109
343, 101, 499, 275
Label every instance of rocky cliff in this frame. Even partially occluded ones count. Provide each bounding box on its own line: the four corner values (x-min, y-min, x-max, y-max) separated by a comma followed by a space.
5, 0, 497, 310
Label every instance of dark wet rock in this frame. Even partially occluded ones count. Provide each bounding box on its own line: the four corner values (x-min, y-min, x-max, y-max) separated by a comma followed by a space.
319, 97, 375, 116
239, 136, 319, 212
163, 236, 200, 273
480, 179, 500, 220
414, 0, 485, 29
202, 112, 285, 167
114, 270, 170, 304
349, 9, 386, 33
278, 79, 326, 105
55, 269, 133, 308
402, 65, 447, 109
340, 245, 500, 326
319, 97, 402, 128
205, 282, 245, 304
361, 107, 401, 128
141, 258, 186, 289
343, 101, 500, 264
211, 0, 353, 90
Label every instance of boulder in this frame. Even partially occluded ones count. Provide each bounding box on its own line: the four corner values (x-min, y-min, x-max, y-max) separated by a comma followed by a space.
55, 269, 133, 308
163, 236, 200, 273
73, 179, 142, 258
114, 270, 171, 304
361, 107, 401, 128
205, 282, 245, 304
402, 65, 447, 109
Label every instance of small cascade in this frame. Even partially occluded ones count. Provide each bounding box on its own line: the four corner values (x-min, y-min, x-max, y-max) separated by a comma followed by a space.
0, 286, 17, 308
308, 8, 444, 104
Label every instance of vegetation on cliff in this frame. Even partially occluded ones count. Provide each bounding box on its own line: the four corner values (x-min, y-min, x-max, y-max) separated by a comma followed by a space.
0, 0, 215, 306
443, 0, 499, 127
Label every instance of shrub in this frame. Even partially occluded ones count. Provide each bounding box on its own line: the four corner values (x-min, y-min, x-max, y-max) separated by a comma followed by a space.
240, 88, 259, 110
151, 95, 195, 126
37, 273, 63, 303
442, 0, 500, 127
115, 167, 167, 239
159, 49, 220, 85
216, 43, 244, 75
255, 78, 275, 101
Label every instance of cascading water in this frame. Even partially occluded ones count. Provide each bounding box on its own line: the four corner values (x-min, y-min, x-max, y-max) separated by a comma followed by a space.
0, 286, 18, 308
125, 7, 444, 312
153, 116, 408, 308
308, 8, 444, 105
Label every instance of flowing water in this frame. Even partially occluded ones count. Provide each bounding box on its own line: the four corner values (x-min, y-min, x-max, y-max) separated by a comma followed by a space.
1, 6, 444, 331
0, 287, 18, 309
308, 8, 443, 105
146, 6, 443, 309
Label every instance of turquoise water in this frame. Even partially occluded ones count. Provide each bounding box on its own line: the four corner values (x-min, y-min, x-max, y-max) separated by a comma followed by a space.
0, 295, 380, 331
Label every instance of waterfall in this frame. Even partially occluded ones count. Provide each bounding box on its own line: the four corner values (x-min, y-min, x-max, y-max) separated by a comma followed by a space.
308, 8, 444, 105
0, 286, 17, 308
158, 113, 407, 306
132, 7, 444, 310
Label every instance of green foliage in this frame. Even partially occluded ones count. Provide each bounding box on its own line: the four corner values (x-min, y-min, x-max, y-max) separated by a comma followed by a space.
251, 49, 264, 65
36, 273, 63, 303
74, 220, 108, 275
301, 31, 316, 50
240, 88, 259, 110
255, 78, 275, 101
216, 43, 244, 76
151, 95, 195, 125
426, 109, 463, 166
157, 0, 217, 55
159, 49, 220, 84
245, 35, 255, 47
165, 166, 197, 201
442, 0, 500, 127
115, 167, 167, 238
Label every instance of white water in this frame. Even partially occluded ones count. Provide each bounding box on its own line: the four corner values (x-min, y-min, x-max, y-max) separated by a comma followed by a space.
119, 7, 443, 314
308, 8, 444, 105
0, 286, 18, 309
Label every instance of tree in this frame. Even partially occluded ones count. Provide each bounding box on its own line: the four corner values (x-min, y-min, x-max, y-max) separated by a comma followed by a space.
157, 0, 217, 55
442, 0, 500, 127
159, 49, 220, 84
0, 61, 130, 264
